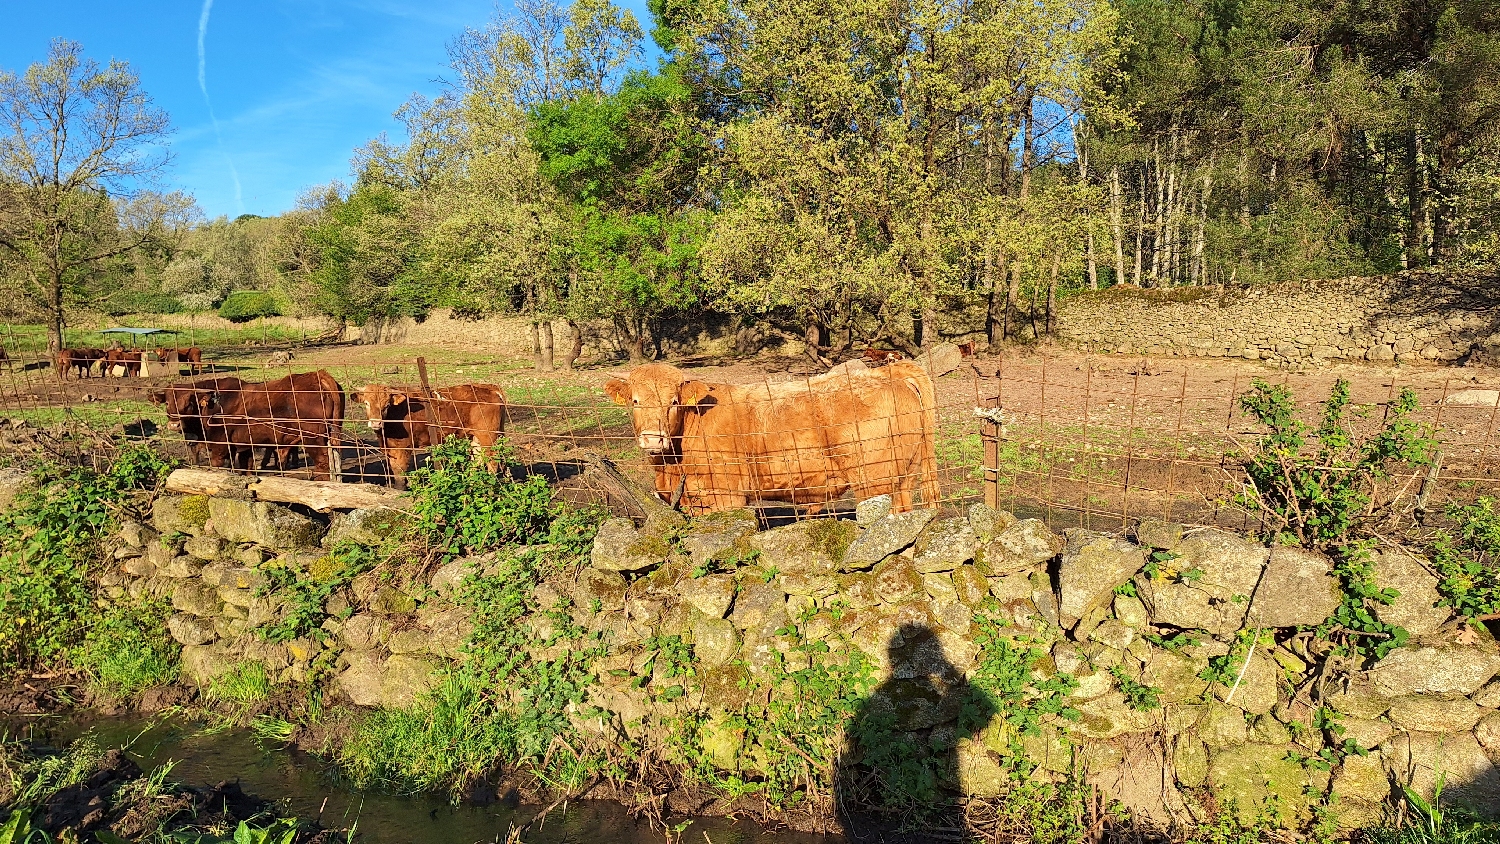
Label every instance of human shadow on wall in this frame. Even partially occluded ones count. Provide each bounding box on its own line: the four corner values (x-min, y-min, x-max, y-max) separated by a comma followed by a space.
836, 623, 998, 842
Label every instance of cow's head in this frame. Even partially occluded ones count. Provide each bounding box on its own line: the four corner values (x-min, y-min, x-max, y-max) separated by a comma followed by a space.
604, 364, 712, 454
357, 384, 409, 432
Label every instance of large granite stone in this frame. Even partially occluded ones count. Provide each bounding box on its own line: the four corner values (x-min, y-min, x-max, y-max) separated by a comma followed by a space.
1248, 547, 1340, 628
1058, 530, 1145, 628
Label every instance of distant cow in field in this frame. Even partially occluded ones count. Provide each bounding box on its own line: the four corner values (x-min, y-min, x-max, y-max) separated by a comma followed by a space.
56, 347, 105, 380
605, 361, 940, 514
104, 348, 144, 377
0, 348, 11, 372
157, 371, 345, 480
861, 349, 905, 365
155, 346, 204, 374
356, 383, 507, 489
957, 341, 977, 359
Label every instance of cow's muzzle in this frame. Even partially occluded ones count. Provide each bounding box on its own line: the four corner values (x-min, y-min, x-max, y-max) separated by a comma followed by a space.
637, 431, 670, 453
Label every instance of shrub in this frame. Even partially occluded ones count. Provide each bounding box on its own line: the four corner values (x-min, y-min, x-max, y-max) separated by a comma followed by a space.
0, 445, 171, 671
217, 290, 282, 322
405, 437, 558, 560
102, 291, 184, 316
1431, 496, 1500, 620
1237, 378, 1436, 550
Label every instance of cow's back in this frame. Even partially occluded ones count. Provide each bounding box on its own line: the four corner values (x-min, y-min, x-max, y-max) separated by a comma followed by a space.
681, 363, 937, 507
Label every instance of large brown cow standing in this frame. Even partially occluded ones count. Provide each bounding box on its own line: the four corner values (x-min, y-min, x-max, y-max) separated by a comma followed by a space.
171, 371, 345, 480
604, 361, 940, 514
357, 383, 507, 489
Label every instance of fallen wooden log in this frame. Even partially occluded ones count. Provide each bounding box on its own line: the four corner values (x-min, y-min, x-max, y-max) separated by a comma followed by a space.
163, 468, 406, 512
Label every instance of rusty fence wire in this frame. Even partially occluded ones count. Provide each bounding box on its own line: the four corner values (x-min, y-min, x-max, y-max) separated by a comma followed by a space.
1, 341, 1498, 531
974, 356, 1500, 533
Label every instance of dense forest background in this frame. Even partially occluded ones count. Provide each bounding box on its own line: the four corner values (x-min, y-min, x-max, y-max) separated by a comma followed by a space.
2, 0, 1497, 362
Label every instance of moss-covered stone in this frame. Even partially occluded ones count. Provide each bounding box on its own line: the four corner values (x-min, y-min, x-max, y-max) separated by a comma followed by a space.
1208, 743, 1315, 824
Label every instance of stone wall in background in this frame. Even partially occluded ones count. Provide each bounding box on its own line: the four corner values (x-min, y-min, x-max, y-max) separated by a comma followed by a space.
1056, 272, 1500, 366
101, 490, 1500, 832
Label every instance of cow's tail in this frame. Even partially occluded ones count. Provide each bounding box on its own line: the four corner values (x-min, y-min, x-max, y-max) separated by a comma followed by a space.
906, 368, 941, 507
317, 369, 346, 481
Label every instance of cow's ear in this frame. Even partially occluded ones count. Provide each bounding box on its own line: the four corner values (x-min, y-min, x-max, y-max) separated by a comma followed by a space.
679, 380, 713, 406
603, 379, 630, 406
390, 392, 407, 406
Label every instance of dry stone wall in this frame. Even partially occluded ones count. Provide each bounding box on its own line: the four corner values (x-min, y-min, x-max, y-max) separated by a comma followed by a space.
1057, 273, 1500, 366
97, 488, 1500, 833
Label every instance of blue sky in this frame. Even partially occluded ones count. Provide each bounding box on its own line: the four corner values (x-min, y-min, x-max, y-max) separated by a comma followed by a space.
3, 0, 654, 220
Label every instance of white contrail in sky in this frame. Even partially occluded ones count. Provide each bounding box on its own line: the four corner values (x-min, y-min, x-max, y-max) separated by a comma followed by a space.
198, 0, 245, 214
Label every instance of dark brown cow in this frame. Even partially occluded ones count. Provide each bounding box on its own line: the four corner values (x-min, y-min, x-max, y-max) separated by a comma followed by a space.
0, 348, 11, 372
104, 348, 144, 377
356, 383, 506, 489
155, 346, 204, 374
861, 348, 905, 365
56, 347, 104, 380
177, 371, 345, 480
150, 376, 249, 465
605, 361, 940, 514
957, 341, 977, 359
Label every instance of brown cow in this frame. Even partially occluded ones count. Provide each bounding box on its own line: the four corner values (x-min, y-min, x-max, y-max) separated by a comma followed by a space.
150, 376, 250, 465
185, 371, 345, 480
57, 347, 104, 380
357, 383, 507, 489
604, 361, 940, 514
104, 348, 144, 377
861, 349, 905, 365
155, 346, 204, 374
957, 341, 977, 359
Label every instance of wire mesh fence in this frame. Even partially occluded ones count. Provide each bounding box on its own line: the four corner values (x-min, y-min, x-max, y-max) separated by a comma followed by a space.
0, 338, 1498, 532
973, 356, 1500, 534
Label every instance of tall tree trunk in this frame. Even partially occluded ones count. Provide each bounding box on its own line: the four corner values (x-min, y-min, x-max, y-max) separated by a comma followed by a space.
1110, 166, 1126, 287
1005, 264, 1022, 340
1134, 169, 1146, 286
1193, 157, 1214, 286
540, 321, 556, 371
1406, 130, 1426, 269
562, 319, 583, 371
1078, 132, 1098, 290
986, 250, 1005, 348
1045, 251, 1061, 337
48, 269, 64, 356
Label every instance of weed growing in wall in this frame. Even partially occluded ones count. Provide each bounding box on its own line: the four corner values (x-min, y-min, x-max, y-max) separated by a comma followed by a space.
338, 452, 604, 797
405, 437, 555, 560
0, 445, 170, 672
1429, 496, 1500, 620
256, 541, 378, 644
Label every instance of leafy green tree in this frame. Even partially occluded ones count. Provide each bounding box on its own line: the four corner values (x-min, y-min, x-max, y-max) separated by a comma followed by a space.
0, 40, 190, 352
530, 67, 708, 361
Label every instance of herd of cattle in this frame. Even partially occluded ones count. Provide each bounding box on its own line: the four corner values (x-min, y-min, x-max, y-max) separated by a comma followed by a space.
134, 358, 943, 511
56, 346, 204, 379
146, 371, 504, 489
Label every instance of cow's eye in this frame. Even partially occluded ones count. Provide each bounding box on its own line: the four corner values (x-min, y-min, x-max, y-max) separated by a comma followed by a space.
633, 398, 639, 405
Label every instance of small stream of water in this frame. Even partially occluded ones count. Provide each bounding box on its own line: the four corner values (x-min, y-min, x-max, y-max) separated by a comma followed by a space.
10, 715, 838, 844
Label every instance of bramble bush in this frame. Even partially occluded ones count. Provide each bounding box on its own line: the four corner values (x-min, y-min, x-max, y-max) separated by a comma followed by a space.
1429, 496, 1500, 621
0, 445, 170, 672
